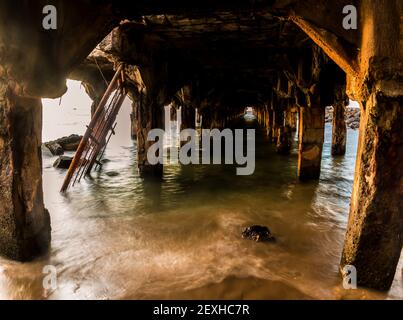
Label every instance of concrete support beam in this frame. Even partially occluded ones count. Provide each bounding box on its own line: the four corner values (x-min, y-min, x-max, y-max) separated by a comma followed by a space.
331, 87, 348, 156
130, 100, 139, 140
195, 108, 201, 127
341, 89, 402, 290
0, 81, 51, 261
201, 108, 212, 130
271, 108, 284, 143
290, 16, 359, 77
136, 91, 164, 178
276, 125, 292, 155
341, 0, 402, 290
170, 105, 177, 121
286, 109, 298, 132
266, 107, 274, 138
297, 100, 325, 180
211, 108, 227, 130
180, 105, 196, 130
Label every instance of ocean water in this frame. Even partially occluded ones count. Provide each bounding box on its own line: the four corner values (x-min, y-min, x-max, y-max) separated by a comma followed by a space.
0, 80, 401, 300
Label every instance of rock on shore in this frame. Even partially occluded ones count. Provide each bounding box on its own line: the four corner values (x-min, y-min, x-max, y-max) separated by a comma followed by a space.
44, 134, 83, 155
325, 106, 360, 130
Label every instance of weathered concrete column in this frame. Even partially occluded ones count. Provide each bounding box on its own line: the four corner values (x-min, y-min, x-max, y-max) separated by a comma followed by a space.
262, 108, 266, 127
331, 87, 348, 156
201, 108, 212, 129
180, 106, 196, 146
258, 108, 263, 125
170, 105, 177, 121
297, 98, 325, 180
180, 105, 196, 130
340, 0, 403, 290
130, 100, 139, 140
266, 107, 274, 139
263, 107, 270, 135
195, 108, 201, 127
262, 108, 267, 129
286, 109, 298, 132
341, 88, 403, 290
136, 91, 164, 178
211, 108, 225, 130
0, 81, 51, 261
264, 105, 270, 135
276, 125, 292, 155
271, 108, 284, 143
81, 82, 105, 117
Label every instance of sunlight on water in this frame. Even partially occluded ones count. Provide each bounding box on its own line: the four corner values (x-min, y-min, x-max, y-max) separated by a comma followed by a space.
0, 80, 401, 300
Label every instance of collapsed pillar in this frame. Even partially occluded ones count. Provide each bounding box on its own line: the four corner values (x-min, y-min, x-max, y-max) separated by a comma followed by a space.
331, 86, 348, 156
297, 97, 325, 180
0, 80, 51, 261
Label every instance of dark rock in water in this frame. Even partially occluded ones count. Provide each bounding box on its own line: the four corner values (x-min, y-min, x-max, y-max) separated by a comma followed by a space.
100, 158, 111, 164
53, 156, 73, 169
44, 134, 82, 154
105, 171, 119, 177
242, 225, 275, 242
45, 141, 64, 156
55, 134, 82, 151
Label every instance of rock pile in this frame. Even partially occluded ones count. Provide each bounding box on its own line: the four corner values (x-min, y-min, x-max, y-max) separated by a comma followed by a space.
325, 106, 360, 130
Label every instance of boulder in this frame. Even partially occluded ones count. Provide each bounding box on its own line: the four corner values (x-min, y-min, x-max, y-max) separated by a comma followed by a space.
55, 134, 82, 151
44, 134, 83, 155
53, 156, 73, 169
45, 141, 64, 156
242, 225, 275, 242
